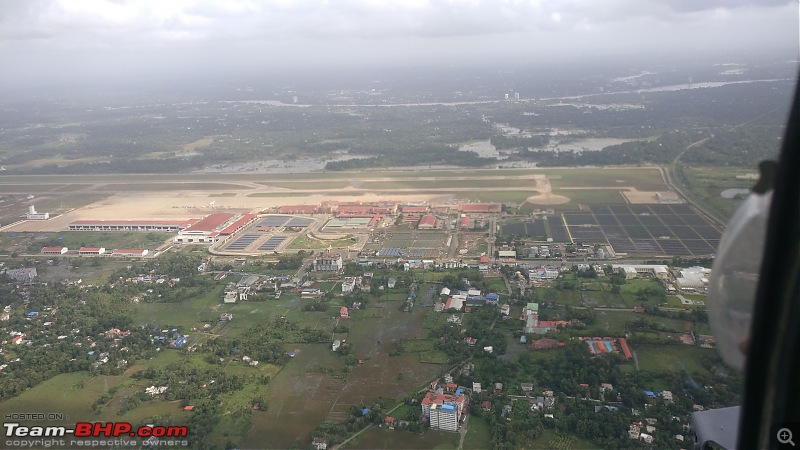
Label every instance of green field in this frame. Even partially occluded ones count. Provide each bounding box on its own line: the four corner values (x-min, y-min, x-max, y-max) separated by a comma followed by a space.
463, 416, 492, 449
287, 234, 358, 249
680, 165, 754, 221
666, 295, 707, 309
347, 427, 460, 449
451, 190, 533, 203
25, 231, 169, 253
634, 344, 716, 374
547, 167, 667, 190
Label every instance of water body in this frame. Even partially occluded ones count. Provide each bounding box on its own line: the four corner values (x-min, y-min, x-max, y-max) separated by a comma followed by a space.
459, 140, 506, 159
720, 188, 750, 199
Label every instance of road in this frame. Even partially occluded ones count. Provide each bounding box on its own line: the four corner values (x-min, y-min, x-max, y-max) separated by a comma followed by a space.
662, 138, 728, 226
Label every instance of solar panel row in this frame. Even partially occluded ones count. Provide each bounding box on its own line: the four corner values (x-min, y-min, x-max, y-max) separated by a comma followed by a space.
559, 204, 723, 256
259, 235, 288, 251
286, 218, 313, 227
259, 216, 290, 227
227, 234, 260, 250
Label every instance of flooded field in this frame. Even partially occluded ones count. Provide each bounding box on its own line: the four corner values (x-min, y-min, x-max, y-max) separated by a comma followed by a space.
549, 137, 638, 152
241, 299, 445, 448
459, 140, 506, 159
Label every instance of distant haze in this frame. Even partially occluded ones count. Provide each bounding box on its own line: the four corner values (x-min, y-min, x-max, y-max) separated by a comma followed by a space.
0, 0, 798, 93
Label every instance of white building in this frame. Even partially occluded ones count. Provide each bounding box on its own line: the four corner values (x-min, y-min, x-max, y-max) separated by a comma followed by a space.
342, 277, 358, 293
675, 267, 711, 290
612, 264, 669, 280
41, 247, 68, 255
26, 205, 49, 220
429, 404, 459, 432
655, 192, 681, 203
314, 252, 343, 272
223, 290, 238, 303
530, 267, 559, 280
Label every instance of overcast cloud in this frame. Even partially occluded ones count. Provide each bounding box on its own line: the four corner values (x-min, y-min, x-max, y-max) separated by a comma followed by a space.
0, 0, 797, 89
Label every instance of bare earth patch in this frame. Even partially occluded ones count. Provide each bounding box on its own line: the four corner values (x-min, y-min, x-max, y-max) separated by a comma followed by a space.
525, 192, 571, 205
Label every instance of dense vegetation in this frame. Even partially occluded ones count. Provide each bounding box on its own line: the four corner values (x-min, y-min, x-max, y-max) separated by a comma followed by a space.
0, 77, 791, 173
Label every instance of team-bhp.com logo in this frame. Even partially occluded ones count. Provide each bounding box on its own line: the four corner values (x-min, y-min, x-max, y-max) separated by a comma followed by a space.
4, 422, 188, 438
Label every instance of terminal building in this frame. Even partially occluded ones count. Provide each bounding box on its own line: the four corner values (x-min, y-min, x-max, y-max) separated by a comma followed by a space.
69, 219, 194, 232
172, 213, 257, 244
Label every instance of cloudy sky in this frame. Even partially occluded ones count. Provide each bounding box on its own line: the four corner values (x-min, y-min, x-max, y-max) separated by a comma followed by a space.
0, 0, 797, 89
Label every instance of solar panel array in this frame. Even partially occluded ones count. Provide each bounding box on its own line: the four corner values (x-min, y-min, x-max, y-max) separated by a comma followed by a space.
227, 234, 259, 250
259, 235, 287, 251
378, 248, 403, 257
498, 203, 722, 257
286, 217, 313, 227
259, 216, 290, 227
564, 204, 722, 256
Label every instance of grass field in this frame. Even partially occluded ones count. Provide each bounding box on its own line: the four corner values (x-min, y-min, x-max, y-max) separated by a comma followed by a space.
666, 295, 707, 309
259, 180, 352, 190
634, 344, 716, 374
27, 230, 169, 252
287, 234, 358, 250
451, 190, 533, 203
463, 416, 492, 449
347, 427, 460, 449
529, 429, 598, 450
547, 167, 666, 190
0, 372, 129, 425
681, 166, 754, 221
93, 182, 253, 192
418, 351, 449, 364
360, 178, 539, 190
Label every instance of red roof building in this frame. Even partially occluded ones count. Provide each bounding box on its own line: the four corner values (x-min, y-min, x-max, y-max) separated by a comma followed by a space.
460, 203, 501, 213
217, 213, 257, 235
277, 205, 319, 214
619, 338, 632, 359
402, 205, 429, 214
479, 255, 489, 264
340, 306, 349, 319
182, 213, 235, 233
418, 214, 437, 229
79, 247, 106, 255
